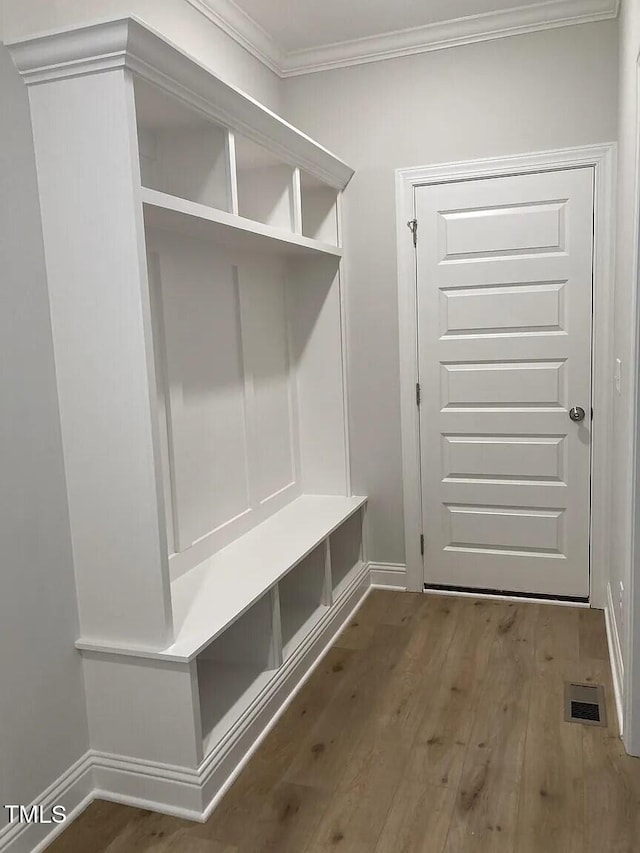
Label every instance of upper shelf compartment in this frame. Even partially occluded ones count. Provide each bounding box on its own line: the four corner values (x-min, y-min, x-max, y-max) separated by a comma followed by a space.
234, 134, 298, 232
300, 171, 341, 247
134, 78, 234, 212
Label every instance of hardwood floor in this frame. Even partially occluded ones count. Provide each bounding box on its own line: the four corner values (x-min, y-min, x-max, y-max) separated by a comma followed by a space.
46, 591, 640, 852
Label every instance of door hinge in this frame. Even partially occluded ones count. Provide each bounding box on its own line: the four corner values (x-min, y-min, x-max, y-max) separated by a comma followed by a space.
407, 218, 418, 247
591, 407, 594, 421
416, 382, 421, 407
420, 534, 425, 556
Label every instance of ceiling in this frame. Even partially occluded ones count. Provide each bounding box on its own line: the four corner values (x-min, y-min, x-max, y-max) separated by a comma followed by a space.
187, 0, 620, 76
233, 0, 561, 52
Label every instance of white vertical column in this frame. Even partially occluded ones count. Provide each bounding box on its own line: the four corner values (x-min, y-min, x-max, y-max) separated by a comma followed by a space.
270, 585, 284, 669
291, 167, 303, 234
27, 68, 173, 649
322, 538, 333, 606
226, 130, 239, 215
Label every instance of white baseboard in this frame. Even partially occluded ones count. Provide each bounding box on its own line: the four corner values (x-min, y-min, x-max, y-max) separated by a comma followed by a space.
1, 565, 372, 852
91, 752, 204, 821
369, 562, 407, 590
605, 582, 625, 736
0, 753, 94, 853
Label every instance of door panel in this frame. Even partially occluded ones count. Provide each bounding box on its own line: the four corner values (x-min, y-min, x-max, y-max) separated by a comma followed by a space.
416, 168, 593, 597
440, 281, 566, 336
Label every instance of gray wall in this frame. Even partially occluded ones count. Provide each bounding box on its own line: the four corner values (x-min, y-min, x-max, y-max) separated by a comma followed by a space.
283, 21, 619, 565
0, 45, 89, 829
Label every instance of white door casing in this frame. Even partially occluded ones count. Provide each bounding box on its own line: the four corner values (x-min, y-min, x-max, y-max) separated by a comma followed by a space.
416, 168, 594, 598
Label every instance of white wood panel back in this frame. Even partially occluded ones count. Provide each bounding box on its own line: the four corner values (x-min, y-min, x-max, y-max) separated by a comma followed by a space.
146, 231, 305, 582
238, 258, 299, 506
417, 167, 594, 597
287, 257, 350, 494
147, 232, 251, 555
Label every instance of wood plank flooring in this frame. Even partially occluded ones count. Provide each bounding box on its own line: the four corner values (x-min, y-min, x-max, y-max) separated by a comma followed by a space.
46, 591, 640, 852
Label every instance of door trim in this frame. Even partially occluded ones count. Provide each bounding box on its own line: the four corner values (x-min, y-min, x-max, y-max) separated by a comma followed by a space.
396, 143, 617, 604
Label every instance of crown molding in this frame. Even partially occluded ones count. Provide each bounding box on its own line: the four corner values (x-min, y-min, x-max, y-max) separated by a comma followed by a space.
6, 17, 353, 188
281, 0, 620, 75
180, 0, 619, 78
184, 0, 283, 74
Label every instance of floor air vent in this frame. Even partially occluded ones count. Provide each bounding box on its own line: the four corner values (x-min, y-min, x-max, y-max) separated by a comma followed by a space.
564, 682, 607, 727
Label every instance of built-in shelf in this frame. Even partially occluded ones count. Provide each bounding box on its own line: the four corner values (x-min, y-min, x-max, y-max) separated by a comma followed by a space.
279, 542, 329, 658
12, 13, 365, 822
199, 664, 274, 757
141, 187, 342, 259
282, 606, 329, 660
330, 508, 366, 597
301, 171, 340, 247
197, 590, 277, 756
167, 494, 366, 661
333, 560, 368, 601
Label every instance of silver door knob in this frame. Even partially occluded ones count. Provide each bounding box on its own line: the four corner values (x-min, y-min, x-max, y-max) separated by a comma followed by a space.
569, 406, 586, 422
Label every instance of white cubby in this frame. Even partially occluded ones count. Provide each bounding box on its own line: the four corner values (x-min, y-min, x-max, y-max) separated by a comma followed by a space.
197, 592, 277, 756
300, 171, 340, 246
330, 509, 365, 597
134, 79, 233, 212
234, 134, 297, 232
279, 543, 329, 658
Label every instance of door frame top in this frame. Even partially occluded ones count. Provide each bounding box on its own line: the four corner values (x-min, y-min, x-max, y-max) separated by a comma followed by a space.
395, 143, 617, 607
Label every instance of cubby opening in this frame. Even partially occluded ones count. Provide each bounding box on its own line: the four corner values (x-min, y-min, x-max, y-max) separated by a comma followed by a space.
235, 134, 297, 232
197, 593, 277, 756
330, 510, 364, 597
134, 78, 233, 211
300, 171, 340, 246
279, 544, 328, 658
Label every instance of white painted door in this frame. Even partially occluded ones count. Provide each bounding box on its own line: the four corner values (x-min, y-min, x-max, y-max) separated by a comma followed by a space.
416, 168, 593, 597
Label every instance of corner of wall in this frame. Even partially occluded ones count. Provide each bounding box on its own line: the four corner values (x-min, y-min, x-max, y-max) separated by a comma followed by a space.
605, 581, 626, 735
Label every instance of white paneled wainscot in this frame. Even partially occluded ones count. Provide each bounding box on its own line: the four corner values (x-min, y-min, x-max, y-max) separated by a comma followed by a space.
8, 17, 367, 820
